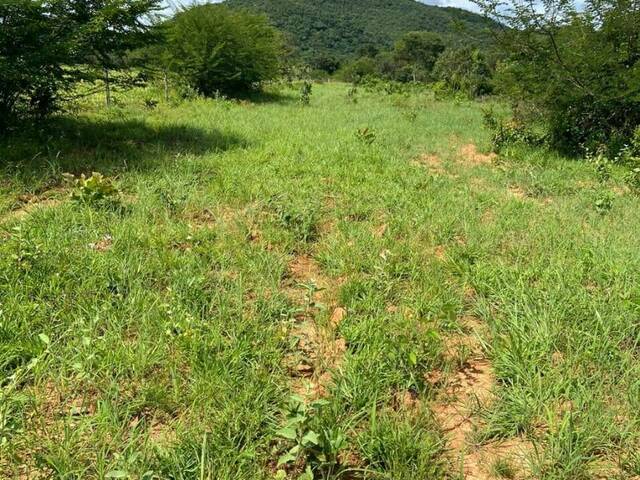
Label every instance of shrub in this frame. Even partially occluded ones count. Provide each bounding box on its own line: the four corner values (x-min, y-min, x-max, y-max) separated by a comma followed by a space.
476, 0, 640, 154
167, 4, 283, 96
433, 47, 493, 98
482, 109, 547, 152
0, 0, 160, 124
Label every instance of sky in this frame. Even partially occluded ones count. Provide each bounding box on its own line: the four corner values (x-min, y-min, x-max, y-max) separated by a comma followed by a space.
420, 0, 481, 12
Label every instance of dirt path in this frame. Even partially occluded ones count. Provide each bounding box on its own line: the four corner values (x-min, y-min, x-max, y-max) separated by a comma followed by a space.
283, 254, 346, 401
433, 316, 531, 480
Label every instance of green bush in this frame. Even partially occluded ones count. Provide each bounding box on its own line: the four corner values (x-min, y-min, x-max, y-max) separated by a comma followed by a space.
167, 4, 283, 96
433, 47, 493, 98
477, 0, 640, 154
0, 0, 159, 124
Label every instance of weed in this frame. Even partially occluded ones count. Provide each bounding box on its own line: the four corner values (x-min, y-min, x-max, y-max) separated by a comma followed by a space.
63, 172, 119, 205
346, 86, 358, 104
587, 148, 612, 184
491, 458, 517, 479
594, 189, 614, 214
275, 395, 346, 479
300, 81, 313, 106
355, 127, 376, 145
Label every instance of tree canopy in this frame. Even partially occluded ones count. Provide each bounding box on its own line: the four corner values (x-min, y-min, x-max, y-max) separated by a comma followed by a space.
167, 4, 283, 96
475, 0, 640, 153
0, 0, 160, 123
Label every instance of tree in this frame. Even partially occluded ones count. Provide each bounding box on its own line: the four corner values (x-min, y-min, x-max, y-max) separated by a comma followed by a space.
0, 0, 160, 124
63, 0, 162, 106
167, 4, 283, 96
474, 0, 640, 153
393, 31, 445, 80
433, 47, 493, 97
0, 0, 70, 122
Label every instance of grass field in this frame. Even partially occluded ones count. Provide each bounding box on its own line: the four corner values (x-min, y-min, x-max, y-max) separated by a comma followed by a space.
1, 82, 640, 480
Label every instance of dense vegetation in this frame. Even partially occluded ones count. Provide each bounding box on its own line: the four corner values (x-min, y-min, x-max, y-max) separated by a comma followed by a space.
476, 0, 640, 154
224, 0, 497, 62
0, 0, 160, 123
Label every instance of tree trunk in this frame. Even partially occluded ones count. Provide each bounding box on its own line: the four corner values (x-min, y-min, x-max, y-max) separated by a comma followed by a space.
163, 70, 169, 102
104, 68, 111, 107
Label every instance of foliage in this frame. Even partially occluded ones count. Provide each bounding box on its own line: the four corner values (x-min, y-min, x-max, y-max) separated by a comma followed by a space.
482, 108, 546, 152
63, 172, 120, 204
275, 395, 346, 478
0, 0, 160, 123
166, 4, 283, 96
433, 47, 493, 97
226, 0, 497, 62
335, 57, 377, 84
355, 127, 377, 145
299, 81, 312, 106
393, 31, 445, 80
476, 0, 640, 154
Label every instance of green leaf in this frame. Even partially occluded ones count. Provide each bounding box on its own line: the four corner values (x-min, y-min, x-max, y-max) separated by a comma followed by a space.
105, 471, 128, 479
302, 430, 319, 446
408, 351, 418, 366
38, 333, 50, 345
277, 445, 299, 466
297, 465, 314, 480
275, 425, 297, 440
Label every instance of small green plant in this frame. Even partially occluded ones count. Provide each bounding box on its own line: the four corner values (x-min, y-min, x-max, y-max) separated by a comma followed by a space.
63, 172, 119, 205
402, 108, 418, 122
624, 166, 640, 193
587, 148, 612, 183
491, 458, 517, 479
346, 86, 358, 104
355, 127, 376, 145
9, 226, 42, 271
275, 395, 346, 479
618, 128, 640, 193
594, 189, 614, 214
300, 81, 313, 106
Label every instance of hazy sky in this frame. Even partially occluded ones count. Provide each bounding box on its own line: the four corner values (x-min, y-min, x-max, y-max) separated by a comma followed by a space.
421, 0, 480, 12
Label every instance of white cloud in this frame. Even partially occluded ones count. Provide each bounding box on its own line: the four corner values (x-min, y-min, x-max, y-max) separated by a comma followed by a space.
419, 0, 482, 13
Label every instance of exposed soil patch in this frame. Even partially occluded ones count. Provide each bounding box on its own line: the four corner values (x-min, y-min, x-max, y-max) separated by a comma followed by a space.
0, 197, 63, 224
433, 245, 447, 261
412, 153, 446, 174
507, 185, 553, 205
89, 234, 113, 252
284, 254, 347, 402
372, 223, 388, 238
433, 316, 532, 479
459, 144, 497, 166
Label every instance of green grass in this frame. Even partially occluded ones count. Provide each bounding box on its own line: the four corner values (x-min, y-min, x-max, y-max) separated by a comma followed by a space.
1, 82, 640, 480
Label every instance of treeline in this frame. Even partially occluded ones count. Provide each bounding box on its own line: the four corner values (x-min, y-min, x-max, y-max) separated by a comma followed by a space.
225, 0, 497, 61
2, 0, 639, 157
0, 2, 283, 126
330, 31, 493, 99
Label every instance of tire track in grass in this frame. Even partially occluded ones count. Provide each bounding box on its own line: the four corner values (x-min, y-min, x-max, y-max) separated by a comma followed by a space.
283, 254, 347, 401
434, 316, 532, 480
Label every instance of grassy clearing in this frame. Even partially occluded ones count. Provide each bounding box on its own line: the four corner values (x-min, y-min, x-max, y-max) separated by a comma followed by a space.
1, 82, 639, 480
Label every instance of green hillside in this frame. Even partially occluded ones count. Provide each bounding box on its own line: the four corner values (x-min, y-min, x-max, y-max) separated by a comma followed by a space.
224, 0, 496, 60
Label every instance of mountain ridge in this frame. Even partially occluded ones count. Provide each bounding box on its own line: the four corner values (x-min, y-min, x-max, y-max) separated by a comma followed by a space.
224, 0, 496, 60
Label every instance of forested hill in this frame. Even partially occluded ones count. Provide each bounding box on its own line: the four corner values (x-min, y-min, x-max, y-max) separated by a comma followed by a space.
224, 0, 496, 60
